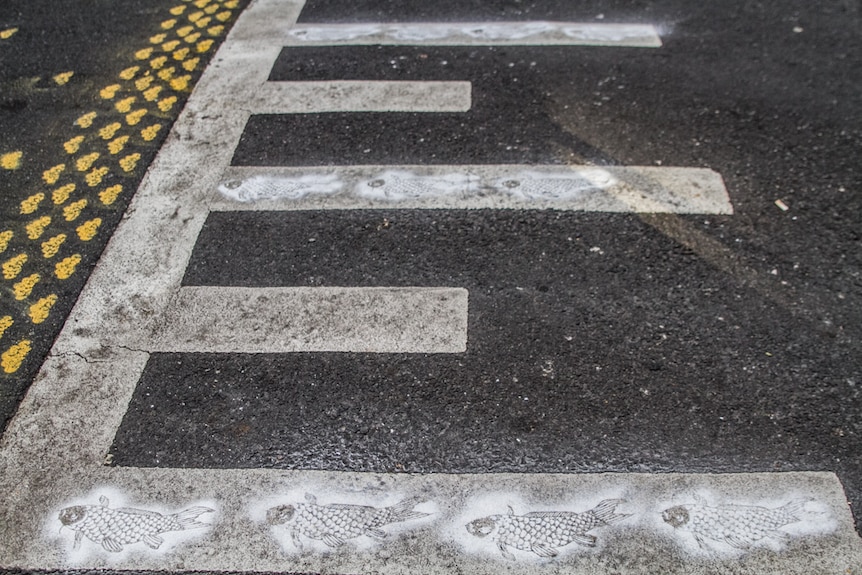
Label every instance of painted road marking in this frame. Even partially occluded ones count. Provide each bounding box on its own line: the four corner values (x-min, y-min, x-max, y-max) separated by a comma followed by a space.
213, 165, 732, 213
284, 22, 663, 47
254, 80, 473, 113
151, 286, 468, 353
1, 0, 860, 573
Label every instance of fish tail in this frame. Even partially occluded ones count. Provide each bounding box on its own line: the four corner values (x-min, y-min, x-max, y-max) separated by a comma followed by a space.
779, 499, 810, 519
386, 497, 430, 522
172, 506, 214, 529
590, 499, 630, 525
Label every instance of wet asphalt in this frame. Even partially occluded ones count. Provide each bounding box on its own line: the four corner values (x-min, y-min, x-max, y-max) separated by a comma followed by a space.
2, 0, 862, 573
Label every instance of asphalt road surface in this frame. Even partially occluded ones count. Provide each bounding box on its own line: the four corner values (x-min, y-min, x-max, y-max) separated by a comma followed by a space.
1, 0, 861, 574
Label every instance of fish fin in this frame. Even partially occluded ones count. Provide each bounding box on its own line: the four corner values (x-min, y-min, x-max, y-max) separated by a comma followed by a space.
322, 533, 344, 548
724, 534, 753, 549
507, 505, 514, 516
365, 528, 388, 540
116, 507, 162, 517
387, 498, 429, 523
767, 529, 791, 542
780, 499, 809, 520
142, 534, 163, 549
693, 533, 708, 549
498, 542, 515, 561
99, 496, 110, 507
173, 506, 214, 529
305, 493, 318, 505
73, 531, 83, 551
572, 534, 597, 547
531, 544, 559, 558
590, 499, 630, 525
101, 537, 123, 553
525, 511, 569, 518
289, 528, 304, 550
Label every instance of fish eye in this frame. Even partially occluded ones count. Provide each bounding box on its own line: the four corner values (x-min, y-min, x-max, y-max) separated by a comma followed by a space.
466, 517, 495, 537
59, 506, 84, 526
661, 506, 689, 528
266, 504, 295, 525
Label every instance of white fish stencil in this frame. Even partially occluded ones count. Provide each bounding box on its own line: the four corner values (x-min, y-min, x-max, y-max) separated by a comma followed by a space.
662, 499, 819, 551
465, 499, 630, 560
266, 493, 430, 550
58, 495, 213, 553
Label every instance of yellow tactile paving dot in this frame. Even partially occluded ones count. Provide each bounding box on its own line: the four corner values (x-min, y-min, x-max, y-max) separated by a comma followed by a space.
0, 0, 243, 374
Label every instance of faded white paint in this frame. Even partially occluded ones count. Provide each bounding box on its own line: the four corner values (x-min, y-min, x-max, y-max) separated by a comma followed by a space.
151, 286, 469, 353
286, 22, 663, 47
213, 165, 733, 214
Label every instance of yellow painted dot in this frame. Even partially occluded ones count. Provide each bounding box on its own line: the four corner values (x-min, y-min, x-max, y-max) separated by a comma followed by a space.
173, 47, 190, 60
188, 11, 204, 22
0, 27, 18, 40
162, 40, 181, 52
170, 75, 191, 91
207, 25, 225, 36
150, 55, 168, 70
41, 234, 66, 258
177, 25, 194, 37
64, 135, 85, 154
77, 218, 101, 241
1, 151, 22, 170
158, 67, 176, 81
29, 294, 58, 324
135, 75, 154, 91
119, 153, 141, 172
100, 84, 120, 99
63, 199, 87, 221
53, 71, 74, 85
2, 340, 31, 373
184, 32, 201, 43
158, 96, 178, 112
195, 16, 213, 28
141, 124, 162, 141
197, 38, 214, 53
26, 216, 51, 239
99, 122, 122, 140
52, 183, 76, 204
20, 193, 44, 214
55, 255, 81, 280
85, 166, 109, 187
193, 0, 210, 8
170, 6, 187, 16
204, 4, 219, 15
3, 254, 28, 280
150, 33, 168, 44
108, 135, 129, 155
76, 152, 100, 172
0, 316, 12, 340
75, 111, 97, 128
216, 10, 232, 22
126, 109, 147, 126
161, 18, 178, 30
115, 96, 136, 113
135, 47, 154, 60
182, 57, 200, 71
143, 85, 163, 101
13, 274, 39, 299
225, 0, 239, 8
119, 66, 140, 80
0, 231, 12, 253
99, 184, 123, 206
43, 164, 65, 184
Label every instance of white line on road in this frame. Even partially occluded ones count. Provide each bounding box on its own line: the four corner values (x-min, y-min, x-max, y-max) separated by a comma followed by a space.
153, 286, 468, 353
213, 165, 733, 214
284, 21, 663, 47
254, 81, 472, 113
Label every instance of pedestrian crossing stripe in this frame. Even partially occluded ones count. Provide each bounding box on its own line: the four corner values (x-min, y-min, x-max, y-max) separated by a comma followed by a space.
0, 0, 860, 573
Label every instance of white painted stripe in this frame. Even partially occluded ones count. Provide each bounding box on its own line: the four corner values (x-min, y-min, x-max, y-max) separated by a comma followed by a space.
254, 81, 472, 113
285, 22, 663, 47
152, 286, 468, 353
212, 165, 733, 214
